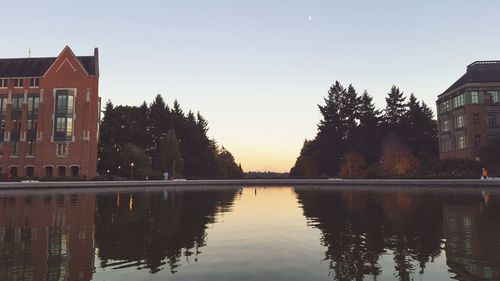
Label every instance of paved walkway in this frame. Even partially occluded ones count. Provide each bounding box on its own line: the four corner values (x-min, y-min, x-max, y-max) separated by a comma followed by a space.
0, 178, 498, 191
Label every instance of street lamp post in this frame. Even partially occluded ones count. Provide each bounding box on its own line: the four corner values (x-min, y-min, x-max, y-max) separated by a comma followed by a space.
130, 162, 134, 180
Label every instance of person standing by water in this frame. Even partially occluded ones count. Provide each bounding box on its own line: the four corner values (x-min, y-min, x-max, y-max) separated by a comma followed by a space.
163, 171, 169, 180
481, 168, 489, 180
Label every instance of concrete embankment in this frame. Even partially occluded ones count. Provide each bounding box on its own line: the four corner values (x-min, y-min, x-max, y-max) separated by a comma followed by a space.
0, 178, 498, 192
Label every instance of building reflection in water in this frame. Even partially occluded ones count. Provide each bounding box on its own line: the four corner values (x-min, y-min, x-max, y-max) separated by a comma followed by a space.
0, 192, 95, 281
0, 188, 237, 280
295, 188, 500, 281
2, 187, 500, 281
444, 200, 500, 280
94, 189, 237, 274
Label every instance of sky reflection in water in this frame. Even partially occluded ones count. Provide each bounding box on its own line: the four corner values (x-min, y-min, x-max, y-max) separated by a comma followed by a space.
0, 186, 498, 281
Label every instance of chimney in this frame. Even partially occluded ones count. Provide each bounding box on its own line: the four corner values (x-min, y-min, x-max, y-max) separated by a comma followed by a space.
94, 47, 99, 77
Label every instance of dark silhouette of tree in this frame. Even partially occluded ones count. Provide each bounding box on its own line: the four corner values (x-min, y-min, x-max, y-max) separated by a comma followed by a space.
384, 85, 407, 128
98, 95, 241, 179
352, 91, 381, 164
115, 144, 152, 179
341, 85, 361, 146
214, 145, 244, 179
291, 82, 439, 178
290, 139, 321, 178
315, 82, 348, 177
155, 130, 183, 177
401, 94, 438, 161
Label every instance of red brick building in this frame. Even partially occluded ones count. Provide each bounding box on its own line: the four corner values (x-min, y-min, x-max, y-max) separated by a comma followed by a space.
0, 46, 100, 178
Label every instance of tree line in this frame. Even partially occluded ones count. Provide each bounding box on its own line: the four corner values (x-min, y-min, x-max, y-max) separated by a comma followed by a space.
99, 95, 243, 179
290, 82, 440, 178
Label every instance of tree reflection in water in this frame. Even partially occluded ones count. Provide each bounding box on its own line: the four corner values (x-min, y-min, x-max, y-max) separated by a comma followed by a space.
2, 188, 500, 281
94, 189, 237, 274
295, 188, 500, 281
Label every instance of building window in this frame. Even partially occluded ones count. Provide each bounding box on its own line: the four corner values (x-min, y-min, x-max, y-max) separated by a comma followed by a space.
26, 141, 35, 156
55, 118, 73, 139
488, 113, 498, 126
471, 91, 479, 104
57, 166, 66, 177
453, 94, 465, 108
54, 89, 74, 141
486, 90, 499, 104
56, 143, 68, 157
27, 119, 37, 131
455, 115, 465, 129
26, 166, 34, 177
0, 96, 7, 116
45, 166, 53, 177
71, 166, 79, 177
56, 91, 74, 115
0, 96, 6, 143
11, 119, 21, 141
439, 100, 451, 113
10, 142, 19, 156
475, 135, 481, 147
0, 79, 7, 88
456, 135, 466, 149
13, 78, 23, 88
27, 95, 39, 116
473, 113, 480, 125
441, 120, 450, 132
441, 138, 451, 152
10, 166, 18, 178
0, 120, 5, 142
26, 119, 37, 141
11, 96, 23, 113
29, 78, 39, 88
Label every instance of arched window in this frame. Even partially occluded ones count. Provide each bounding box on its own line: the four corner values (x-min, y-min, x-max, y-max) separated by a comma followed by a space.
45, 166, 53, 177
57, 166, 66, 177
10, 166, 18, 178
70, 166, 79, 177
26, 166, 34, 177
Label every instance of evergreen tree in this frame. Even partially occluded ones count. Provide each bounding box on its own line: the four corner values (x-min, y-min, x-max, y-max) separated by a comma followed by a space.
353, 91, 381, 164
341, 85, 361, 145
402, 94, 438, 160
215, 146, 244, 179
291, 82, 439, 178
290, 139, 321, 177
155, 130, 183, 178
384, 85, 407, 128
315, 81, 346, 176
196, 111, 209, 134
149, 95, 171, 143
98, 96, 240, 179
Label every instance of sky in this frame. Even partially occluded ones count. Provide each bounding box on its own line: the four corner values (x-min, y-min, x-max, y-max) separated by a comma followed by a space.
2, 0, 500, 172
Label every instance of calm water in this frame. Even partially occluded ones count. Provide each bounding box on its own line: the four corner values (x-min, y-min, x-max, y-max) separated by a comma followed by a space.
0, 186, 499, 281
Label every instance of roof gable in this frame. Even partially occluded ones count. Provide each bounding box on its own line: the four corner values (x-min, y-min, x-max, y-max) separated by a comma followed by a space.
43, 46, 89, 77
